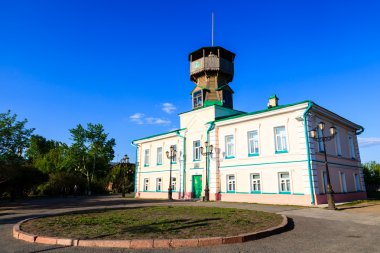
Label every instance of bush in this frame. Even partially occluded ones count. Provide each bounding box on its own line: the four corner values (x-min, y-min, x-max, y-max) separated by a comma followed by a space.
39, 172, 86, 196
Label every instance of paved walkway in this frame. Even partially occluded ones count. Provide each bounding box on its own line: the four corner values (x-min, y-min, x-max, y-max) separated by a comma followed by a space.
1, 196, 379, 253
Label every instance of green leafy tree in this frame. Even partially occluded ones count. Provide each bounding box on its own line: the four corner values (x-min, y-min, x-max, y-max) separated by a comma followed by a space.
363, 161, 380, 186
0, 110, 34, 162
68, 123, 115, 194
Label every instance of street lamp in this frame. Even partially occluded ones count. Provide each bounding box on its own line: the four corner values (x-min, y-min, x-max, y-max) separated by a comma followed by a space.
310, 122, 337, 210
200, 141, 213, 201
121, 154, 129, 198
165, 146, 176, 200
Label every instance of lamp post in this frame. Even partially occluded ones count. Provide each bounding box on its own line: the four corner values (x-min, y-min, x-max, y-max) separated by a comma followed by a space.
121, 154, 129, 198
166, 146, 176, 200
200, 141, 213, 201
310, 122, 337, 210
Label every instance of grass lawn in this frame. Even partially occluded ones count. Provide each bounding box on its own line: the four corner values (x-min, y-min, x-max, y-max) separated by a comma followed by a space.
21, 206, 283, 239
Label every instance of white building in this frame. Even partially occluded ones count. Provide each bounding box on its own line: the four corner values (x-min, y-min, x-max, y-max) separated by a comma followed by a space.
132, 46, 366, 206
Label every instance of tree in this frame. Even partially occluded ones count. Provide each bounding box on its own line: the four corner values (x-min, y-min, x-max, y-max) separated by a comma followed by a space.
0, 110, 34, 161
363, 161, 380, 186
68, 123, 115, 194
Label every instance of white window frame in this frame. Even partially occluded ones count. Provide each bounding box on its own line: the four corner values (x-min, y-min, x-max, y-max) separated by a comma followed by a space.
274, 126, 288, 153
279, 172, 291, 193
250, 173, 261, 193
335, 128, 342, 156
172, 177, 176, 191
227, 174, 236, 192
156, 177, 162, 192
348, 135, 356, 159
225, 135, 235, 158
156, 147, 162, 165
193, 140, 201, 161
354, 173, 361, 192
340, 172, 347, 193
193, 90, 203, 108
143, 178, 149, 192
248, 130, 259, 156
144, 149, 150, 166
322, 171, 328, 194
317, 127, 325, 152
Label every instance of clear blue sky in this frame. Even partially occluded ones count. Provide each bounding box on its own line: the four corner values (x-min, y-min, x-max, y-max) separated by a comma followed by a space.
1, 0, 379, 163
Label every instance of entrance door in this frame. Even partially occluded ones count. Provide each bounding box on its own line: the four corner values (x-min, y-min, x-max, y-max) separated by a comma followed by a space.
192, 175, 202, 198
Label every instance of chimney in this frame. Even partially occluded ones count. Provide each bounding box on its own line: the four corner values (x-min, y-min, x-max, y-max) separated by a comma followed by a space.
267, 95, 279, 108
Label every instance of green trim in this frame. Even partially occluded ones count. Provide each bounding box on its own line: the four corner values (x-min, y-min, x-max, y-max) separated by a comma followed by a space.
156, 163, 162, 166
312, 160, 363, 169
193, 159, 201, 162
279, 191, 291, 195
269, 94, 279, 99
275, 150, 288, 154
132, 128, 187, 143
248, 153, 259, 157
175, 130, 186, 199
139, 169, 179, 174
251, 191, 261, 194
144, 164, 149, 167
206, 122, 215, 185
203, 100, 223, 107
303, 101, 315, 205
215, 100, 310, 122
219, 159, 308, 169
293, 193, 305, 195
190, 167, 204, 170
262, 192, 278, 194
226, 190, 236, 193
225, 156, 235, 159
132, 143, 138, 193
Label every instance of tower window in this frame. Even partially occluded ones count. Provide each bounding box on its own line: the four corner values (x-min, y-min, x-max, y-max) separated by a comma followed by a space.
193, 91, 203, 108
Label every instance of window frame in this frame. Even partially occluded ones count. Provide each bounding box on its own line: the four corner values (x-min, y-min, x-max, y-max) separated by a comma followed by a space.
193, 90, 203, 108
250, 173, 261, 193
225, 135, 235, 159
193, 140, 201, 161
156, 177, 162, 192
156, 147, 162, 165
274, 126, 288, 154
278, 172, 291, 194
247, 130, 260, 156
354, 173, 361, 192
348, 134, 356, 160
340, 172, 347, 193
172, 177, 177, 191
334, 128, 342, 156
226, 174, 236, 193
144, 149, 150, 167
143, 178, 149, 192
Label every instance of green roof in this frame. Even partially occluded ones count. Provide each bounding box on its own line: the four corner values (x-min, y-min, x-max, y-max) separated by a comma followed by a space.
215, 100, 311, 122
132, 128, 186, 143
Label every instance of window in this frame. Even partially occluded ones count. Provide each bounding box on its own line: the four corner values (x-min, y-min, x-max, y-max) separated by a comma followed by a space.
348, 135, 356, 159
144, 149, 150, 166
274, 126, 288, 153
193, 140, 201, 161
193, 90, 203, 108
227, 175, 235, 192
156, 178, 162, 192
340, 172, 347, 193
251, 174, 261, 193
354, 174, 361, 191
322, 171, 328, 193
317, 127, 324, 152
279, 172, 291, 193
172, 177, 176, 191
143, 178, 149, 192
248, 131, 259, 156
335, 128, 342, 156
156, 147, 162, 165
225, 135, 234, 158
171, 145, 177, 163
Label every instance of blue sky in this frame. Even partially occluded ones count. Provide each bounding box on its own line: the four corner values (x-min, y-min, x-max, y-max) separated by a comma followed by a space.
1, 0, 379, 163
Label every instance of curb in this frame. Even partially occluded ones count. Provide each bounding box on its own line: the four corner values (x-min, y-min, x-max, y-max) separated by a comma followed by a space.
13, 215, 288, 248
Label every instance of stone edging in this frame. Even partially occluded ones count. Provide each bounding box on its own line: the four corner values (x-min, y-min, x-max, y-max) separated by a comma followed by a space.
13, 215, 288, 248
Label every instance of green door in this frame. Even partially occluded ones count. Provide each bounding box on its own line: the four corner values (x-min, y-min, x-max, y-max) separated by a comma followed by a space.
192, 175, 202, 198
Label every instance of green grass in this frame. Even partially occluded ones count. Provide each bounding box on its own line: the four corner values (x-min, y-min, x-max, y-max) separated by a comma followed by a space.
21, 206, 283, 239
337, 199, 380, 208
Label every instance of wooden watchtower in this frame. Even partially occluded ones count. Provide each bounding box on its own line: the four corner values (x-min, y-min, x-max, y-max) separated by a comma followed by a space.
189, 46, 236, 109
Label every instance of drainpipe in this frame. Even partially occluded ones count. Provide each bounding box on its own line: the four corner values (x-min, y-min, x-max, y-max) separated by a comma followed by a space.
356, 126, 364, 135
206, 122, 215, 188
176, 130, 186, 199
131, 142, 139, 196
303, 102, 315, 205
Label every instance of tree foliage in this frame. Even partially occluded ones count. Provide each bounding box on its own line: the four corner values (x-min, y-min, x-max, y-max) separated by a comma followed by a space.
363, 161, 380, 186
